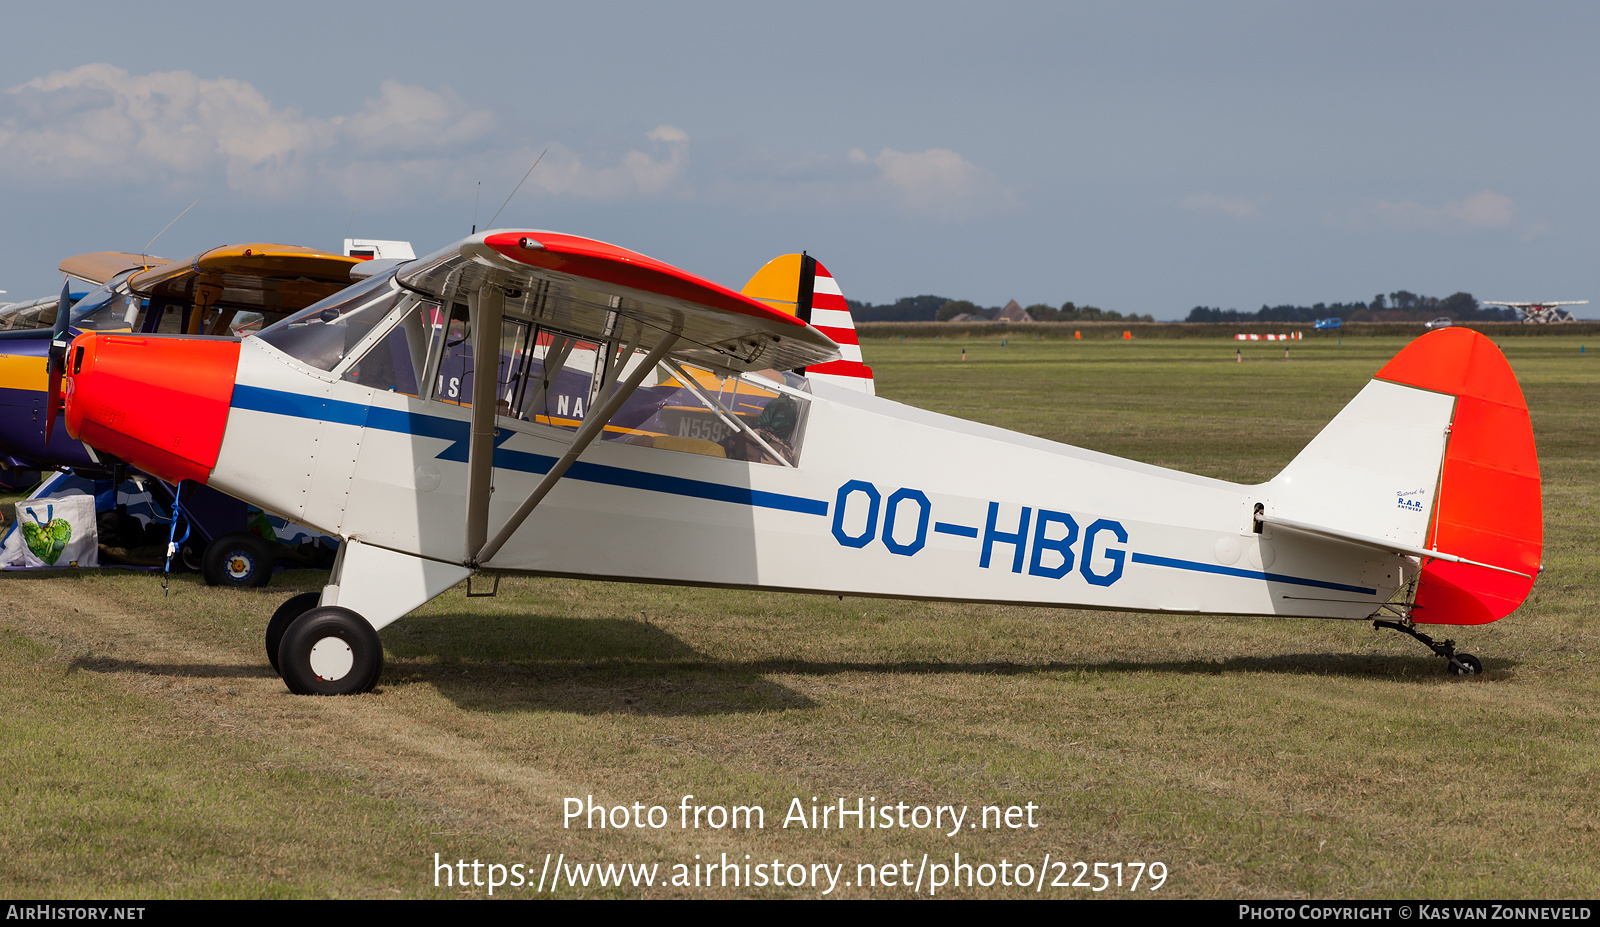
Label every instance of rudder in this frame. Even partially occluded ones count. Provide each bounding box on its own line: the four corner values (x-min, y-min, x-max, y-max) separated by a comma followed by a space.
742, 254, 874, 395
1374, 328, 1541, 624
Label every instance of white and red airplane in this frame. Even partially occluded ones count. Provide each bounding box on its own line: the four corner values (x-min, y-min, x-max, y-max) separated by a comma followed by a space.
59, 231, 1542, 694
1481, 300, 1588, 324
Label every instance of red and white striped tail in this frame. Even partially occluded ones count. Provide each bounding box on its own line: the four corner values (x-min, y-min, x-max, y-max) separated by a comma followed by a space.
803, 260, 874, 395
740, 254, 875, 395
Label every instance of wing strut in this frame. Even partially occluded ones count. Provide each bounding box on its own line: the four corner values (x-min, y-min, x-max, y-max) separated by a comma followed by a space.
464, 283, 505, 558
470, 331, 682, 568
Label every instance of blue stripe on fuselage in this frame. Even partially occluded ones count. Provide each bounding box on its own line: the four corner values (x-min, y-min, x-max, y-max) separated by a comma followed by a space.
230, 384, 827, 516
1130, 552, 1377, 596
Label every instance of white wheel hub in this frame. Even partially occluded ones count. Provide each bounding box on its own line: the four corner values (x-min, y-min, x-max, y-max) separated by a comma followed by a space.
309, 636, 355, 681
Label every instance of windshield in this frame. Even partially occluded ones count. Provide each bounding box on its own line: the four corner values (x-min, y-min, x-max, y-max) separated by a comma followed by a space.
69, 276, 131, 330
68, 271, 282, 336
254, 272, 410, 371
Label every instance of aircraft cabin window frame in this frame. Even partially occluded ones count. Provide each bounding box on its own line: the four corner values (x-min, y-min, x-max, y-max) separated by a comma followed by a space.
397, 281, 815, 467
66, 276, 133, 332
329, 292, 421, 381
255, 274, 411, 372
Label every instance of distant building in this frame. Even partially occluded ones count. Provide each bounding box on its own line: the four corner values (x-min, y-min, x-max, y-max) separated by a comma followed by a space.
994, 300, 1034, 323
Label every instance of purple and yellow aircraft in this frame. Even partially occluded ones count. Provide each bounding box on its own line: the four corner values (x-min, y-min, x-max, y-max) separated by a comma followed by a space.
1, 243, 363, 582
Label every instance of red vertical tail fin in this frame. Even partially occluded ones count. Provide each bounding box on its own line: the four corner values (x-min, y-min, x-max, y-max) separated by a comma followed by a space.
1375, 329, 1542, 624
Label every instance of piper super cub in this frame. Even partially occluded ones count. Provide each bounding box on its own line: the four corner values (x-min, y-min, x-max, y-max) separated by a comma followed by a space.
59, 231, 1542, 694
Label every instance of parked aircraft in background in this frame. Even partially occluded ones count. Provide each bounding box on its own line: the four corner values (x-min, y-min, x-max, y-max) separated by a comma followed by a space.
3, 243, 364, 582
61, 231, 1542, 694
1481, 300, 1588, 324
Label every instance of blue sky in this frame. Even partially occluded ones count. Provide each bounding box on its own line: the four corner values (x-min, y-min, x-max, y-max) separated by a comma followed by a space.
3, 2, 1597, 318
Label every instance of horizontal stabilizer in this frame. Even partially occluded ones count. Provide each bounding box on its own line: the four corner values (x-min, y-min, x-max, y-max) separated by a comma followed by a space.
1257, 513, 1533, 578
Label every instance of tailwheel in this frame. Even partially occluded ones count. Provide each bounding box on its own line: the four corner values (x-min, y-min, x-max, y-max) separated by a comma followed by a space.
1374, 619, 1484, 677
266, 592, 322, 673
277, 606, 383, 695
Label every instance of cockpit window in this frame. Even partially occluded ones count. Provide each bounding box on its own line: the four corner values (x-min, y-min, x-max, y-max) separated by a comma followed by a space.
338, 298, 440, 397
626, 365, 811, 466
255, 274, 410, 371
332, 285, 815, 466
69, 276, 145, 332
67, 273, 286, 336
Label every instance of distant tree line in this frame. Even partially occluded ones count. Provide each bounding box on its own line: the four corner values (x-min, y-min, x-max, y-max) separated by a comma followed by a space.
847, 297, 1152, 323
1185, 291, 1518, 324
847, 295, 949, 322
1023, 302, 1154, 323
846, 289, 1508, 324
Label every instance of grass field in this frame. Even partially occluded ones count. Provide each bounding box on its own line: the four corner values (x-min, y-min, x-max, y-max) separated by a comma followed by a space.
1, 334, 1595, 899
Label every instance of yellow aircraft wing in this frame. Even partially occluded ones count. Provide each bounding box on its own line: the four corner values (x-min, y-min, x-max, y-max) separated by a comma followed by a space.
128, 243, 361, 314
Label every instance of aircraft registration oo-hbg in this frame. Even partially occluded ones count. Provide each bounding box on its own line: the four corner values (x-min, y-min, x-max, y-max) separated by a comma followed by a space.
58, 230, 1542, 694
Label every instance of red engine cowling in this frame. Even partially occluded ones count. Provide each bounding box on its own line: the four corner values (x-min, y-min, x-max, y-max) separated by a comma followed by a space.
63, 333, 241, 486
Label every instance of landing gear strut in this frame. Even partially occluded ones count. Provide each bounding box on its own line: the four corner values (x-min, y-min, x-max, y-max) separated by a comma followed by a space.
1374, 618, 1482, 676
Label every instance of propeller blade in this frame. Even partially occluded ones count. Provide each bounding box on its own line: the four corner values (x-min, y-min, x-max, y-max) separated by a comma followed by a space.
44, 279, 70, 445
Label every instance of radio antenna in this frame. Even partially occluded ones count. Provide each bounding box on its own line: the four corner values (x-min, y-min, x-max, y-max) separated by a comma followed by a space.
142, 198, 200, 264
471, 181, 482, 234
487, 148, 547, 230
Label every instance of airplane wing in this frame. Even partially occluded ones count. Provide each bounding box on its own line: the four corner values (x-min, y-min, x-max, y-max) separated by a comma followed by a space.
127, 243, 361, 314
58, 252, 168, 286
397, 230, 842, 373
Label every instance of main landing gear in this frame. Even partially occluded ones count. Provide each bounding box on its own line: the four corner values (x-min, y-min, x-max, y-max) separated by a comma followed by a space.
266, 593, 383, 695
1373, 618, 1483, 676
260, 538, 469, 695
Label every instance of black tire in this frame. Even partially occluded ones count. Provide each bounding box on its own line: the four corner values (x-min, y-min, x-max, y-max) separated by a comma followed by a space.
201, 532, 274, 588
266, 592, 323, 674
1448, 653, 1483, 676
276, 606, 383, 696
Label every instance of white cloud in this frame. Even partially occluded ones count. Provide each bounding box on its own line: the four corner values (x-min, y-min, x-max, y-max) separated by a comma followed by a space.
1521, 219, 1553, 240
704, 145, 1012, 221
0, 65, 1007, 223
849, 146, 1014, 220
517, 126, 690, 201
0, 65, 688, 206
1340, 190, 1518, 232
1, 64, 335, 196
340, 79, 495, 156
647, 125, 688, 144
1179, 193, 1265, 220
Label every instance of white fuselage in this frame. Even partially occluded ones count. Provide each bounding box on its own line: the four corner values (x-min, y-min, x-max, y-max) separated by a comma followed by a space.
211, 337, 1421, 629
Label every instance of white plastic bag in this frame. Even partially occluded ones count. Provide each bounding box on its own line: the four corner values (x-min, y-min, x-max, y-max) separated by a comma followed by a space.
1, 493, 99, 569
